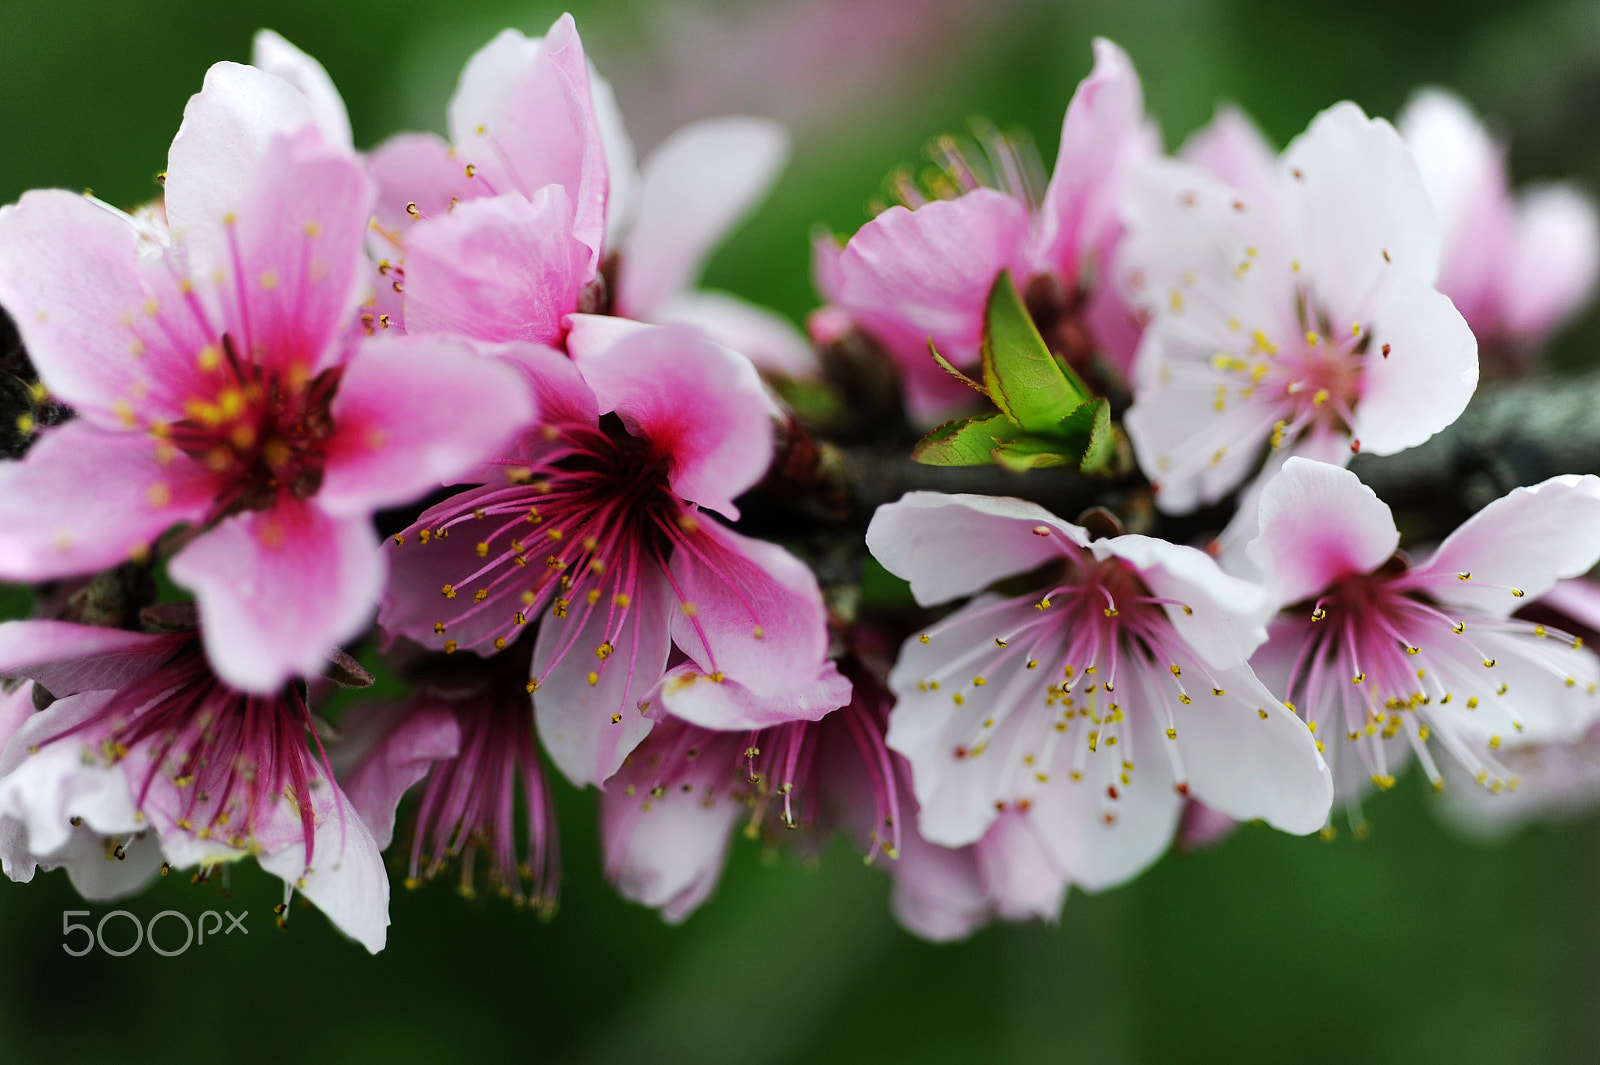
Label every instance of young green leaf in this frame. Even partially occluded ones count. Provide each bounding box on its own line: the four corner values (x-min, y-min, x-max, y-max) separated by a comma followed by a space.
912, 412, 1020, 466
980, 270, 1093, 433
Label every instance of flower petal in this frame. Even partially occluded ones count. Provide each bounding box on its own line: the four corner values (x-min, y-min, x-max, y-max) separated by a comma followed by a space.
447, 17, 609, 264
616, 117, 790, 317
1351, 272, 1477, 456
575, 323, 774, 517
1034, 38, 1151, 279
651, 289, 818, 379
336, 698, 460, 850
256, 782, 390, 953
0, 621, 175, 699
251, 31, 352, 149
1180, 104, 1278, 208
319, 334, 535, 517
0, 422, 213, 581
164, 61, 318, 280
401, 186, 589, 347
0, 190, 210, 423
533, 563, 672, 787
658, 660, 850, 731
1246, 457, 1399, 610
866, 492, 1087, 608
1281, 102, 1442, 305
667, 520, 828, 697
1410, 474, 1600, 618
169, 504, 384, 693
1502, 183, 1600, 342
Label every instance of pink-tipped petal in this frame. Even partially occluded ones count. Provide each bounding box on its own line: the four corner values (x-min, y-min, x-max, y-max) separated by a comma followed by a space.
0, 422, 213, 580
601, 759, 739, 923
319, 335, 535, 517
1246, 457, 1400, 610
867, 492, 1087, 608
616, 117, 790, 317
169, 504, 384, 693
366, 132, 483, 250
401, 187, 589, 347
256, 785, 390, 953
975, 811, 1068, 921
575, 324, 773, 517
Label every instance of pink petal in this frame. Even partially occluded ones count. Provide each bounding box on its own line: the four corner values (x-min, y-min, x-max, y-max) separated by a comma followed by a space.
251, 31, 352, 149
974, 811, 1068, 921
319, 334, 535, 517
866, 492, 1087, 608
576, 323, 774, 517
0, 694, 142, 857
1352, 272, 1478, 456
365, 132, 483, 261
0, 422, 213, 581
1540, 578, 1600, 635
651, 290, 818, 379
667, 520, 828, 697
533, 564, 672, 787
0, 621, 175, 699
1180, 104, 1279, 208
0, 191, 211, 423
1176, 800, 1238, 852
447, 17, 609, 264
401, 187, 589, 347
615, 117, 790, 317
658, 660, 850, 731
1034, 38, 1152, 280
834, 189, 1032, 397
164, 61, 320, 282
1412, 474, 1600, 619
1502, 183, 1600, 342
336, 698, 461, 850
886, 815, 990, 942
217, 126, 375, 377
1281, 102, 1442, 308
168, 503, 385, 693
1246, 457, 1399, 610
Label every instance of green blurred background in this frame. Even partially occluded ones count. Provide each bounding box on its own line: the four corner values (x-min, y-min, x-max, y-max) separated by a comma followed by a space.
3, 0, 1600, 1060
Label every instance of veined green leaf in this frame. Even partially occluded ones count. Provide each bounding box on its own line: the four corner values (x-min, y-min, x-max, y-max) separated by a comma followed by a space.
980, 270, 1093, 433
912, 412, 1020, 466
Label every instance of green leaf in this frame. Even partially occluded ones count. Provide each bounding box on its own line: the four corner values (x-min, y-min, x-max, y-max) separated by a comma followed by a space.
980, 270, 1093, 434
1076, 398, 1117, 476
926, 339, 988, 396
990, 436, 1074, 471
912, 412, 1020, 466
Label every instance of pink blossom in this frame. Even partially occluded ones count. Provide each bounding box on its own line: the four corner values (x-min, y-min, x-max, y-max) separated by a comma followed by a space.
814, 39, 1156, 422
868, 492, 1330, 891
0, 76, 535, 693
1398, 88, 1599, 366
1246, 458, 1600, 806
365, 17, 811, 374
600, 660, 879, 923
338, 638, 559, 909
378, 325, 830, 787
0, 619, 389, 951
1119, 102, 1478, 518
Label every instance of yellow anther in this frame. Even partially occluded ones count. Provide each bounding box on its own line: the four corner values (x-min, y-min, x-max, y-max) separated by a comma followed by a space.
442, 584, 456, 599
443, 640, 458, 654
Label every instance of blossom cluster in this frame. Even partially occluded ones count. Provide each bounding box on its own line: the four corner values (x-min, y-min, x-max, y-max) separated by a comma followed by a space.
0, 16, 1597, 951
